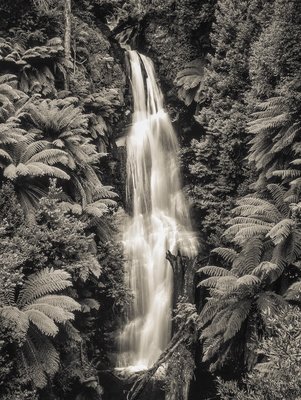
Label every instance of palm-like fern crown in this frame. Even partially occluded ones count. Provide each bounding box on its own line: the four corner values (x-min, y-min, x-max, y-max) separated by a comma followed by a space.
23, 99, 117, 207
0, 34, 65, 96
0, 80, 116, 213
174, 59, 205, 106
1, 268, 80, 335
25, 100, 95, 165
198, 182, 301, 370
0, 134, 70, 211
248, 82, 301, 190
0, 75, 25, 122
0, 268, 80, 388
0, 76, 73, 211
200, 75, 301, 370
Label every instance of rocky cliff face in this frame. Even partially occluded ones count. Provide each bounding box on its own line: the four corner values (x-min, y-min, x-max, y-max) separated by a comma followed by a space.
106, 0, 215, 140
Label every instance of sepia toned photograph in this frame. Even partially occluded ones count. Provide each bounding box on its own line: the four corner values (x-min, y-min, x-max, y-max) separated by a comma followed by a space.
0, 1, 300, 399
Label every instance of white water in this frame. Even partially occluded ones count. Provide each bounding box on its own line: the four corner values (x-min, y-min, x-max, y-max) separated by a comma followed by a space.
118, 50, 198, 371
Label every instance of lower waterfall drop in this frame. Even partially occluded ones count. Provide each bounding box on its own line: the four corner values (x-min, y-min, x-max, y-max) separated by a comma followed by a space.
118, 50, 198, 371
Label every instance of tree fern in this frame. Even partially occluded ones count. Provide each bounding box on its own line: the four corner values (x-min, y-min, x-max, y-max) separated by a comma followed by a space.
0, 268, 80, 388
247, 84, 301, 190
232, 238, 263, 276
23, 100, 114, 206
0, 123, 71, 211
256, 291, 288, 324
212, 247, 238, 264
24, 303, 74, 323
223, 300, 253, 341
23, 309, 58, 337
18, 268, 73, 306
174, 59, 205, 106
198, 266, 233, 277
267, 218, 295, 245
0, 35, 64, 97
20, 330, 60, 388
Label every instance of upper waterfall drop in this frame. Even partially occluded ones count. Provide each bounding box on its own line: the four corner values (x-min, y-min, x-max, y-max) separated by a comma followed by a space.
118, 50, 198, 371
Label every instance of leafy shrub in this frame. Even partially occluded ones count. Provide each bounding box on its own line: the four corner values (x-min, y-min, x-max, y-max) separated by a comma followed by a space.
217, 306, 301, 400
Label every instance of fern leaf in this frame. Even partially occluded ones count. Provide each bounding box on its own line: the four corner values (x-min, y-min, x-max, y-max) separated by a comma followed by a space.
24, 303, 74, 322
198, 276, 221, 288
32, 295, 81, 312
232, 238, 263, 275
252, 262, 284, 285
212, 247, 238, 264
0, 149, 13, 163
18, 269, 73, 306
0, 306, 29, 335
20, 140, 50, 163
256, 291, 287, 323
267, 184, 289, 215
267, 219, 295, 245
24, 309, 58, 336
273, 168, 301, 179
198, 299, 226, 328
198, 266, 233, 277
224, 299, 252, 341
235, 275, 261, 288
28, 149, 69, 166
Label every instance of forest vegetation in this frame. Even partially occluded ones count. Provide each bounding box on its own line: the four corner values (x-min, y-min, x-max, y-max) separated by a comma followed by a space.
0, 0, 300, 399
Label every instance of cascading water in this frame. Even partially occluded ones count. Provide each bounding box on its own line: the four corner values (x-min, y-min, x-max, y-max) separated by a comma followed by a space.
118, 50, 198, 371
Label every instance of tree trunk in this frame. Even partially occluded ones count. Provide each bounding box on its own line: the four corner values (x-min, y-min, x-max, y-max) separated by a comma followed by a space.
166, 251, 198, 308
164, 252, 199, 400
64, 0, 72, 89
64, 0, 72, 61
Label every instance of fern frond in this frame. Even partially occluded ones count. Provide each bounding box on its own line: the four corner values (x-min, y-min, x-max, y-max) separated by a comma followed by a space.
256, 291, 287, 324
198, 276, 221, 288
212, 247, 238, 264
198, 266, 233, 277
273, 168, 301, 179
174, 59, 205, 105
32, 295, 81, 312
223, 299, 252, 341
21, 330, 59, 388
267, 184, 289, 215
28, 148, 69, 166
18, 269, 72, 306
24, 303, 74, 322
267, 218, 295, 245
252, 262, 284, 285
198, 299, 227, 328
235, 275, 261, 288
80, 298, 100, 313
0, 306, 29, 335
290, 177, 301, 188
228, 225, 272, 244
0, 149, 13, 163
232, 238, 263, 275
20, 140, 50, 163
24, 309, 58, 336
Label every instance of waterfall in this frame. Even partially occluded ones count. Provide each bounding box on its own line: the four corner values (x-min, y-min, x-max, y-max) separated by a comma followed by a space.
118, 50, 198, 371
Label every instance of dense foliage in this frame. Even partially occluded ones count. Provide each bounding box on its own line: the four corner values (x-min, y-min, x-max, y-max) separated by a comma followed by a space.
217, 307, 301, 399
194, 0, 301, 389
0, 1, 127, 398
1, 0, 301, 399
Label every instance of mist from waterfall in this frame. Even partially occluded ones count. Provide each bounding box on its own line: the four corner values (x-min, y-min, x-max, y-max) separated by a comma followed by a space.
118, 50, 198, 371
